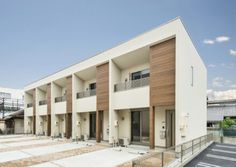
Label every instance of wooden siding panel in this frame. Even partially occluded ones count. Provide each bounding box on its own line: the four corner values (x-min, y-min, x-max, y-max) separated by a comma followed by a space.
32, 89, 36, 134
150, 38, 175, 107
46, 83, 51, 136
66, 76, 72, 113
96, 63, 109, 111
46, 83, 51, 115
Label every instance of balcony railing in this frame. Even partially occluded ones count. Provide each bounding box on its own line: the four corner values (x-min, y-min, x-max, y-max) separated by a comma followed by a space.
55, 96, 66, 103
114, 77, 149, 92
39, 100, 47, 106
27, 103, 33, 108
76, 89, 96, 99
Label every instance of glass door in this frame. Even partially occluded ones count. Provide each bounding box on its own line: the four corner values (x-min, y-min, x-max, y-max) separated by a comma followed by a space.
131, 111, 141, 142
89, 112, 96, 139
131, 110, 149, 144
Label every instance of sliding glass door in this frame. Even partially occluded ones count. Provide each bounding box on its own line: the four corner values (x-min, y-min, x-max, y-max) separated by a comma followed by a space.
131, 110, 149, 144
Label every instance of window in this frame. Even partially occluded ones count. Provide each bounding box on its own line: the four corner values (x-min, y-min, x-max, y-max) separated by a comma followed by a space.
89, 83, 96, 90
131, 69, 150, 80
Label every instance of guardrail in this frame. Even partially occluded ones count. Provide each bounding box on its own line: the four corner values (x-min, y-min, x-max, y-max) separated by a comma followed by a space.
114, 77, 149, 92
27, 103, 33, 108
39, 100, 47, 106
55, 96, 66, 103
76, 89, 96, 99
131, 133, 213, 167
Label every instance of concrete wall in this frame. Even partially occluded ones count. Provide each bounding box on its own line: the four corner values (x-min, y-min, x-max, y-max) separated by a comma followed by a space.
14, 119, 24, 134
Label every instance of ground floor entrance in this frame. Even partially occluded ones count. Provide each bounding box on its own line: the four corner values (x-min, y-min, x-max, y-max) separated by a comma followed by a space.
166, 110, 175, 148
131, 109, 149, 145
89, 112, 96, 139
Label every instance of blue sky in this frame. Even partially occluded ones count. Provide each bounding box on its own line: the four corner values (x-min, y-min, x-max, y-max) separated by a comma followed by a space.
0, 0, 235, 91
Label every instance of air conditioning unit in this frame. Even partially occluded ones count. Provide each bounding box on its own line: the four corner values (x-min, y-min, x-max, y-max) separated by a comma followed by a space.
119, 137, 130, 147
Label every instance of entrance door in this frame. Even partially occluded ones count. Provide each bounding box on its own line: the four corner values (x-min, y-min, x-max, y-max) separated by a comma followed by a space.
131, 110, 149, 144
131, 111, 140, 142
166, 110, 175, 148
89, 113, 96, 138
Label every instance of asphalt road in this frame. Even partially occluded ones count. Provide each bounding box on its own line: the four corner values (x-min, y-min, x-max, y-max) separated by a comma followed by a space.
185, 142, 236, 167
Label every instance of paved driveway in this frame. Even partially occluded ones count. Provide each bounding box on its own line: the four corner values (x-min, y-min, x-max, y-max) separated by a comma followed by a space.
185, 142, 236, 167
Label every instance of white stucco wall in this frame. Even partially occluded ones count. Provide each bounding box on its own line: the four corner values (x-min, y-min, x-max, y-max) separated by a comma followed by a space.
75, 96, 96, 113
113, 87, 149, 110
118, 110, 131, 139
175, 22, 207, 145
54, 101, 66, 114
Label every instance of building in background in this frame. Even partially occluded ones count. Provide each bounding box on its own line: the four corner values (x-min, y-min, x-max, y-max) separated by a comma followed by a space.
24, 18, 207, 149
0, 86, 24, 134
207, 99, 236, 127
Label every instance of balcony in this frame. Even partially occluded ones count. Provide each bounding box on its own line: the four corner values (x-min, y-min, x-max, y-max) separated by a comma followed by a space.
76, 89, 96, 99
39, 100, 47, 106
114, 77, 149, 92
25, 107, 33, 116
55, 96, 66, 103
38, 104, 47, 116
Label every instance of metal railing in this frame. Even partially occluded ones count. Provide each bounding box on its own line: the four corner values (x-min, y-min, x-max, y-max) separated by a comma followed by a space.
54, 96, 66, 103
114, 77, 149, 92
39, 100, 47, 106
131, 133, 213, 167
76, 89, 96, 99
27, 103, 33, 108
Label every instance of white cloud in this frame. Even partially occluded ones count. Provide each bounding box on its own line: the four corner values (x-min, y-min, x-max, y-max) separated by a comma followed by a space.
220, 63, 235, 69
230, 49, 236, 56
203, 39, 215, 44
207, 89, 236, 101
215, 36, 230, 42
208, 64, 216, 68
203, 35, 230, 45
230, 85, 236, 88
212, 77, 233, 88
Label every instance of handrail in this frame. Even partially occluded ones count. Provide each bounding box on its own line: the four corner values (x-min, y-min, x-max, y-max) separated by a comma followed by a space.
131, 133, 213, 167
27, 103, 33, 108
55, 96, 66, 103
39, 100, 47, 106
76, 89, 96, 99
114, 77, 149, 92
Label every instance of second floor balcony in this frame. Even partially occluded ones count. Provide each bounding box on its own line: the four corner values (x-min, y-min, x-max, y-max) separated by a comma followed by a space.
76, 89, 96, 99
114, 77, 149, 92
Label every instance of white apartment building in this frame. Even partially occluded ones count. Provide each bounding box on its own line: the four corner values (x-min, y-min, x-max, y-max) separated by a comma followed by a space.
24, 18, 207, 149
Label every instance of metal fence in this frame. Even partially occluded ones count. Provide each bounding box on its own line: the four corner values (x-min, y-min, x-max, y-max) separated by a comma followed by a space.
39, 100, 47, 106
114, 77, 149, 92
76, 89, 96, 99
54, 96, 66, 103
27, 103, 33, 108
132, 133, 213, 167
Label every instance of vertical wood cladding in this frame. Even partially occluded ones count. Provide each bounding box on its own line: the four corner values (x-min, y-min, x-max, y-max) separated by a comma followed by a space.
96, 62, 109, 111
46, 83, 51, 136
32, 89, 36, 134
149, 106, 155, 149
65, 113, 72, 139
150, 38, 176, 107
66, 76, 72, 113
47, 115, 51, 136
46, 83, 51, 115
